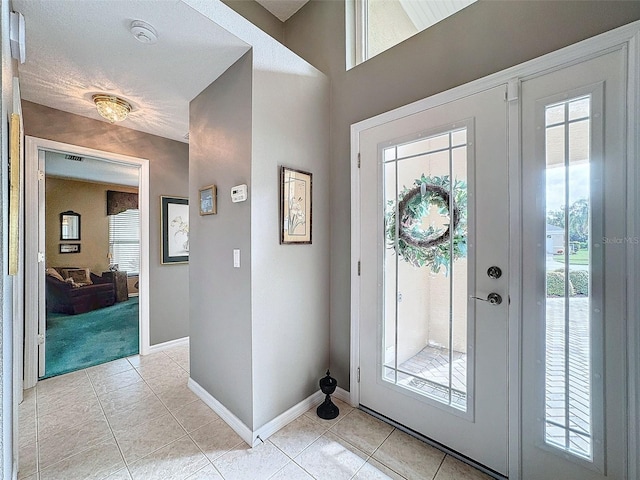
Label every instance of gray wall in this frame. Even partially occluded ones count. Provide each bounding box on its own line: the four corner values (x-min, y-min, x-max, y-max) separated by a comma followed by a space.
283, 0, 640, 388
221, 0, 284, 43
250, 64, 330, 429
188, 3, 330, 431
22, 101, 190, 346
189, 52, 254, 428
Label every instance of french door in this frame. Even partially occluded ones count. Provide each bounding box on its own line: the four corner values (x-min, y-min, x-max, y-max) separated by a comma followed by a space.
520, 49, 627, 480
357, 46, 632, 479
358, 85, 510, 475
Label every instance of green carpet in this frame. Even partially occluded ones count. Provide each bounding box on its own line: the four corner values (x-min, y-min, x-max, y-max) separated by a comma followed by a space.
43, 297, 139, 379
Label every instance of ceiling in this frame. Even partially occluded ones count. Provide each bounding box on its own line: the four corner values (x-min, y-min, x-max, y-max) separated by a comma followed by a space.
14, 0, 305, 184
255, 0, 309, 21
14, 0, 254, 144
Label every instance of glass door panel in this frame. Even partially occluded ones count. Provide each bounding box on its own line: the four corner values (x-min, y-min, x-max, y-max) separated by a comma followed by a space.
383, 126, 470, 413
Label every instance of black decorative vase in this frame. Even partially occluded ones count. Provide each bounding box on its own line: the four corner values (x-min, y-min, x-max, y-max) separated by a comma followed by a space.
316, 370, 339, 420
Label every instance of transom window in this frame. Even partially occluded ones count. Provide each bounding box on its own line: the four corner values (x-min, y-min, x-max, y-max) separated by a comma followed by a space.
351, 0, 477, 67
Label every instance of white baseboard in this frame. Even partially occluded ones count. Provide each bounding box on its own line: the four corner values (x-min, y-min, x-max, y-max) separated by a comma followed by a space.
188, 378, 253, 445
188, 378, 324, 447
253, 390, 324, 445
333, 386, 353, 406
146, 336, 189, 354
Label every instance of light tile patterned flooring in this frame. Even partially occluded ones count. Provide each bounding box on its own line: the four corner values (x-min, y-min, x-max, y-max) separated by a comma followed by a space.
18, 345, 493, 480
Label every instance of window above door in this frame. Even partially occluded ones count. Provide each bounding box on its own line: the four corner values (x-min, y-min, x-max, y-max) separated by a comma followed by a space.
349, 0, 477, 68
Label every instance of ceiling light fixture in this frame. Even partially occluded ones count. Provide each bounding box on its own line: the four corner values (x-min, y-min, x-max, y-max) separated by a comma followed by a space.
130, 20, 158, 44
92, 94, 132, 123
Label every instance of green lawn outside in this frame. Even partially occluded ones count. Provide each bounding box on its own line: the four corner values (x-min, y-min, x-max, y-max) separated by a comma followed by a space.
553, 249, 590, 265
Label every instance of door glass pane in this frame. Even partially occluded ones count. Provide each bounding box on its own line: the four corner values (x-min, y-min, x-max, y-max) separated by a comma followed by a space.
383, 126, 469, 411
544, 96, 594, 460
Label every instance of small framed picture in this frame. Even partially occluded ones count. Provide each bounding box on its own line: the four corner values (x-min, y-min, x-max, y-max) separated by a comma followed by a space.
280, 166, 312, 244
199, 185, 217, 215
59, 243, 81, 254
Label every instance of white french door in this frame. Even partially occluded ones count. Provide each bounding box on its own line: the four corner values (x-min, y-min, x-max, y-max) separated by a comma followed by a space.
520, 49, 628, 479
358, 85, 509, 475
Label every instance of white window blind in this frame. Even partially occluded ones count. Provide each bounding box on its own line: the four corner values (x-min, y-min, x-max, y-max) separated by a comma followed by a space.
108, 209, 140, 275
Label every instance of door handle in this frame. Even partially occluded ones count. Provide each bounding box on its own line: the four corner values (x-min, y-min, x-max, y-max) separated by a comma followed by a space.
470, 293, 502, 305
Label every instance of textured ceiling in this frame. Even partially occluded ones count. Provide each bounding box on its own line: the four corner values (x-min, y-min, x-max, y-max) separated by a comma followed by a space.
255, 0, 309, 21
14, 0, 251, 143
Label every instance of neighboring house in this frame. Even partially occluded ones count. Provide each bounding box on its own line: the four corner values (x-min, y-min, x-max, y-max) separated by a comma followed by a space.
1, 1, 640, 479
545, 223, 565, 254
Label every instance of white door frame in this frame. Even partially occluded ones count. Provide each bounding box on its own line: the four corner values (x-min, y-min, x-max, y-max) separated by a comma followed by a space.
24, 136, 151, 388
350, 21, 640, 479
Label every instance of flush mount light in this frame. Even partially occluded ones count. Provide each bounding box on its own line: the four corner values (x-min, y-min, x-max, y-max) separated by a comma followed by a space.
130, 20, 158, 44
92, 94, 132, 123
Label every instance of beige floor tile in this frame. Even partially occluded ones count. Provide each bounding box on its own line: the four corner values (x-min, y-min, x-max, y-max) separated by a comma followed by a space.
163, 344, 190, 359
113, 412, 186, 464
105, 468, 131, 480
91, 368, 143, 395
105, 468, 133, 479
36, 383, 98, 418
135, 356, 186, 381
19, 414, 37, 448
128, 435, 208, 480
330, 409, 394, 454
86, 358, 134, 382
38, 415, 113, 469
36, 370, 91, 399
126, 351, 168, 369
98, 381, 157, 416
18, 441, 38, 479
185, 463, 224, 479
189, 420, 246, 462
173, 399, 221, 432
270, 414, 328, 458
37, 397, 104, 439
434, 456, 493, 480
213, 440, 289, 480
353, 458, 407, 480
270, 461, 314, 479
373, 429, 445, 480
304, 397, 354, 428
294, 432, 368, 480
106, 394, 169, 432
39, 438, 125, 480
150, 379, 199, 411
144, 367, 189, 389
18, 474, 38, 480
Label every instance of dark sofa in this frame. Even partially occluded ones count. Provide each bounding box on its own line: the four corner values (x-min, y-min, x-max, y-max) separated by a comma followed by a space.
46, 268, 116, 315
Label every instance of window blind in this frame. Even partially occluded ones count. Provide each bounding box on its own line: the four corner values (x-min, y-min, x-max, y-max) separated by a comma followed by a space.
108, 209, 140, 275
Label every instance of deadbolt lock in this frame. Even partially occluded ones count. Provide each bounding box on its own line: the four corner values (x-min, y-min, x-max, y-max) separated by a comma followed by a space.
487, 266, 502, 279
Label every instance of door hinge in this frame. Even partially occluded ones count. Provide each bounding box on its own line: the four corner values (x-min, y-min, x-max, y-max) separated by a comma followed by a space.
357, 153, 361, 168
37, 170, 45, 181
37, 252, 45, 263
357, 367, 360, 383
357, 261, 361, 276
37, 334, 45, 345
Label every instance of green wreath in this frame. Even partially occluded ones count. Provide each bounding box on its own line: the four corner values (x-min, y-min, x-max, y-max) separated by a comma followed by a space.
385, 175, 467, 274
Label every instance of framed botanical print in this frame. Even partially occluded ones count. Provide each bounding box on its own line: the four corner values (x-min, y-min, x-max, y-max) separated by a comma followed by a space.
280, 166, 312, 244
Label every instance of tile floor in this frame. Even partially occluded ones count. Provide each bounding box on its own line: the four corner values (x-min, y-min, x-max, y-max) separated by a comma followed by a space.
18, 345, 493, 480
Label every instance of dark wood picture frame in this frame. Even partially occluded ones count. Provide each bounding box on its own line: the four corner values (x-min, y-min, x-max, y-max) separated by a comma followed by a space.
161, 196, 189, 264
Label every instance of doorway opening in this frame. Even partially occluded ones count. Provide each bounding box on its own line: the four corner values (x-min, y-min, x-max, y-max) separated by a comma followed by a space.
42, 150, 141, 378
24, 136, 151, 389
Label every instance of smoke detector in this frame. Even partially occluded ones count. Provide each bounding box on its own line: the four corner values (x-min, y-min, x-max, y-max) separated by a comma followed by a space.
130, 20, 158, 45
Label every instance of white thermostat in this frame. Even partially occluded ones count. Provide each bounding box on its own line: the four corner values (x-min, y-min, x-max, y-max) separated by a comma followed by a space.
231, 184, 248, 203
